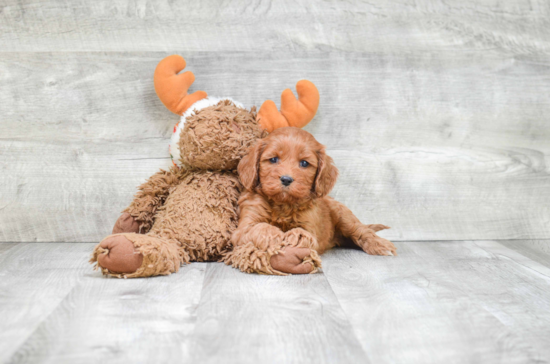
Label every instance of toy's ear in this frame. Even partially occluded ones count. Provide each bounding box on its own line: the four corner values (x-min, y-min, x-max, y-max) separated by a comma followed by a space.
238, 140, 265, 191
312, 147, 339, 198
257, 80, 319, 132
154, 55, 208, 115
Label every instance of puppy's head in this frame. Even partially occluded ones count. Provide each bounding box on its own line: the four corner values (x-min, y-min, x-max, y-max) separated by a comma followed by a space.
238, 127, 339, 203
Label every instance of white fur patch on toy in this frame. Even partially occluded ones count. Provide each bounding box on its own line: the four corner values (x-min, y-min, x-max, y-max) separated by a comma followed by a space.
169, 97, 244, 167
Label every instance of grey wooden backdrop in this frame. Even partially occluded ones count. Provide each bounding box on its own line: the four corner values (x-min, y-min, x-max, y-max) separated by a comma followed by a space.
1, 0, 549, 243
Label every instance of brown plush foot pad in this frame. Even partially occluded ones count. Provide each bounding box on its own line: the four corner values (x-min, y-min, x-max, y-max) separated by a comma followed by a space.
97, 235, 144, 274
112, 212, 140, 234
270, 247, 314, 274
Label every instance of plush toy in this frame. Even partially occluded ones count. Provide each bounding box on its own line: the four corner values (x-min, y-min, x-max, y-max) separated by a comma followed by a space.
90, 55, 319, 278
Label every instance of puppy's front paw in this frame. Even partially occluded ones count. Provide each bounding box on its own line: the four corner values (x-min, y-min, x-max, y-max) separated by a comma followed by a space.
362, 236, 397, 256
270, 247, 320, 274
282, 228, 316, 248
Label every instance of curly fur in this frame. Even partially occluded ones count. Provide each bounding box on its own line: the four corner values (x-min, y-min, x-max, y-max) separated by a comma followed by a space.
124, 168, 181, 233
91, 103, 394, 278
91, 101, 265, 278
150, 170, 242, 261
225, 127, 397, 275
179, 100, 266, 170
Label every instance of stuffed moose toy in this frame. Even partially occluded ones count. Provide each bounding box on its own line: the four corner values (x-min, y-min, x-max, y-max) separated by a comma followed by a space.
90, 55, 320, 277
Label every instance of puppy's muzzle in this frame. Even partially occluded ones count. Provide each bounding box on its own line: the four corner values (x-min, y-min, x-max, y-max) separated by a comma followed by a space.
280, 176, 293, 186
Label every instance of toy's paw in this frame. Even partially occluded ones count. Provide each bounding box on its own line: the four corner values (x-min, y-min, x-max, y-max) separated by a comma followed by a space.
362, 236, 397, 256
270, 247, 320, 274
96, 235, 144, 274
113, 212, 139, 234
112, 212, 140, 234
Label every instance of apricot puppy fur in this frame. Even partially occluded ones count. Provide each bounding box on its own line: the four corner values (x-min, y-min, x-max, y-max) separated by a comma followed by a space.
224, 127, 397, 275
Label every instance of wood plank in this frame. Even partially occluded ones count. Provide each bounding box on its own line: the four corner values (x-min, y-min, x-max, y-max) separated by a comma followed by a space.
499, 239, 550, 269
1, 52, 549, 242
6, 262, 206, 364
473, 240, 550, 283
0, 0, 548, 53
1, 241, 550, 362
189, 262, 368, 363
0, 242, 18, 255
0, 140, 169, 243
0, 243, 94, 363
322, 242, 550, 364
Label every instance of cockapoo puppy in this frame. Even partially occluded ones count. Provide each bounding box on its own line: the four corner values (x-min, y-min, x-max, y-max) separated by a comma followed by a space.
226, 127, 396, 275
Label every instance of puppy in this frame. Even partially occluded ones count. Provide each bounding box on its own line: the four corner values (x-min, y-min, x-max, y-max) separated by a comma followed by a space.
226, 127, 396, 275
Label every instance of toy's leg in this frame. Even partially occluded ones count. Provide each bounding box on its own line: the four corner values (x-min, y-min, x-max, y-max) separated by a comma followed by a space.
225, 223, 322, 275
90, 233, 185, 278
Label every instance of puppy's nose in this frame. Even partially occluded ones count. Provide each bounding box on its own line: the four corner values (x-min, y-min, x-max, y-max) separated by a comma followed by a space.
280, 176, 293, 186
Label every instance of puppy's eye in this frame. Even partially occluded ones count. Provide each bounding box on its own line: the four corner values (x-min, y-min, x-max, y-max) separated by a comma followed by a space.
300, 160, 309, 168
270, 157, 279, 164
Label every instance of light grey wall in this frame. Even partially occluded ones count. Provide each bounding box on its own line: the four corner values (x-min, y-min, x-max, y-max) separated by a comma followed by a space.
1, 0, 549, 242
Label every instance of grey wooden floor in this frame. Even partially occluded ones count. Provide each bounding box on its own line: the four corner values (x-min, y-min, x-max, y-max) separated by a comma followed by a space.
1, 241, 549, 364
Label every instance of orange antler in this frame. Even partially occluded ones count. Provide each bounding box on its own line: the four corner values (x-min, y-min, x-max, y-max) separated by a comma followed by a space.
154, 55, 207, 115
257, 80, 319, 132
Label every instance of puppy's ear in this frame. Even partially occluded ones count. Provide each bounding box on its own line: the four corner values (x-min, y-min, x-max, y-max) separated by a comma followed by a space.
238, 140, 264, 190
313, 148, 339, 198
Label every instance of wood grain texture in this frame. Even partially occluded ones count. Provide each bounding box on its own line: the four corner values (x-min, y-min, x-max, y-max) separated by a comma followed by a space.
1, 241, 550, 363
1, 0, 550, 243
0, 0, 549, 53
188, 262, 368, 364
0, 243, 93, 363
1, 51, 549, 242
0, 242, 18, 255
6, 262, 206, 364
499, 239, 550, 268
322, 241, 550, 364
